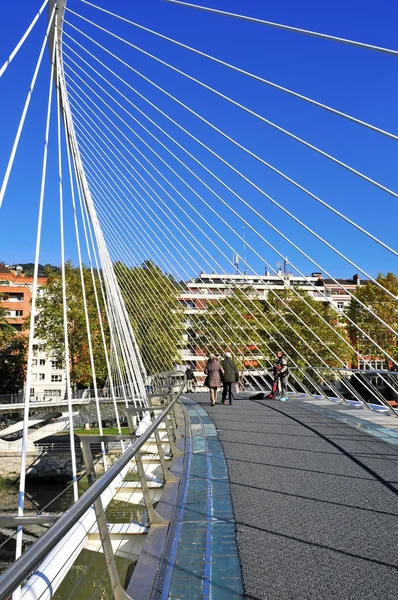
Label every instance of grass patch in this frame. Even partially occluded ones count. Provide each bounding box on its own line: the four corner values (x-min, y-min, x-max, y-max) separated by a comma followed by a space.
57, 427, 130, 436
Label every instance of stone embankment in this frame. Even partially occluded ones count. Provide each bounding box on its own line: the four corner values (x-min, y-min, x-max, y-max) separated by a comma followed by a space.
0, 450, 121, 481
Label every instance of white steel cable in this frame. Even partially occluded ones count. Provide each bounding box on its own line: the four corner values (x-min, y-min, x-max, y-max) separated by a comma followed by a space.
91, 179, 328, 399
64, 73, 398, 370
163, 0, 398, 56
61, 61, 147, 402
63, 16, 398, 203
59, 95, 108, 472
13, 10, 57, 585
81, 144, 362, 403
0, 0, 49, 79
90, 177, 270, 381
68, 93, 397, 402
76, 134, 349, 400
76, 141, 287, 383
61, 37, 398, 260
79, 1, 398, 142
78, 149, 381, 405
55, 42, 79, 502
96, 202, 317, 394
57, 40, 148, 404
73, 155, 131, 416
61, 45, 398, 304
63, 87, 124, 446
82, 196, 146, 402
60, 28, 394, 396
61, 65, 398, 347
63, 92, 139, 403
0, 6, 56, 209
94, 196, 307, 394
80, 202, 135, 406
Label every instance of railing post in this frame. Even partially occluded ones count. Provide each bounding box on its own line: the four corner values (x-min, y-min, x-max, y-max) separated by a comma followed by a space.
135, 451, 169, 525
80, 441, 131, 600
164, 412, 183, 457
153, 426, 179, 483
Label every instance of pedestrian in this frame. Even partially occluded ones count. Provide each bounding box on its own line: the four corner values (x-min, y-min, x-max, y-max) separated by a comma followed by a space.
204, 354, 224, 406
221, 352, 239, 405
273, 350, 289, 401
185, 365, 196, 393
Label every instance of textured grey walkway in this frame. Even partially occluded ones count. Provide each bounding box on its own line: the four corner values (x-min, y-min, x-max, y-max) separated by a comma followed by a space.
192, 392, 398, 600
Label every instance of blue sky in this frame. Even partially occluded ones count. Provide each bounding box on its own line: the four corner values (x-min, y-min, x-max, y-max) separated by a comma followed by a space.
0, 0, 397, 281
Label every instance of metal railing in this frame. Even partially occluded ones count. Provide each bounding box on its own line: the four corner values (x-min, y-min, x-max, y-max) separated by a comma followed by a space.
242, 365, 398, 415
0, 371, 186, 600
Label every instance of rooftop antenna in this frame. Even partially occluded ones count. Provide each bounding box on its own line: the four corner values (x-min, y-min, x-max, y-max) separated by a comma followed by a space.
284, 257, 288, 274
242, 224, 247, 274
233, 253, 239, 275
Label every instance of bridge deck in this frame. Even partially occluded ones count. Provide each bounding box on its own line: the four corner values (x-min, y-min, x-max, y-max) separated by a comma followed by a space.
174, 392, 398, 600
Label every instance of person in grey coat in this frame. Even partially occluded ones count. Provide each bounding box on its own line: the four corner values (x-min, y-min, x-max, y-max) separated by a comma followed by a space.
221, 352, 239, 405
273, 350, 289, 401
204, 354, 224, 406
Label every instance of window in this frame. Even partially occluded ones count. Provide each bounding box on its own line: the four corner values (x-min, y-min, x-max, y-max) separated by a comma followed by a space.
39, 359, 45, 366
30, 388, 35, 396
32, 359, 37, 367
11, 324, 22, 331
51, 360, 61, 370
337, 302, 344, 310
33, 344, 38, 352
44, 389, 62, 397
15, 310, 23, 317
39, 373, 45, 381
51, 374, 62, 382
7, 293, 23, 302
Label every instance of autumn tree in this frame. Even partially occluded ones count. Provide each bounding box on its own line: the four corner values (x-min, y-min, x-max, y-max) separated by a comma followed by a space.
0, 297, 27, 394
114, 260, 185, 375
33, 262, 109, 388
191, 286, 350, 372
0, 332, 27, 394
192, 288, 268, 369
263, 288, 350, 368
347, 272, 398, 368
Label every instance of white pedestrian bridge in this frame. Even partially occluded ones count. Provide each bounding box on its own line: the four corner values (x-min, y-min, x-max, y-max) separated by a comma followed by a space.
0, 0, 397, 598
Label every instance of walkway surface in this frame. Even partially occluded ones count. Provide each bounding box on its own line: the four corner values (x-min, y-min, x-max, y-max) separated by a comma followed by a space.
158, 397, 244, 600
190, 392, 398, 600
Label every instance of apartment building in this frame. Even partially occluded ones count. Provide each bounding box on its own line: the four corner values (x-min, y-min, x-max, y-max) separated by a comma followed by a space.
177, 269, 368, 370
0, 267, 66, 400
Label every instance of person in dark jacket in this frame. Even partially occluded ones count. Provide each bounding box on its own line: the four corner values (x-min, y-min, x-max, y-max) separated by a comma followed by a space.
204, 354, 224, 406
273, 350, 289, 401
185, 366, 196, 393
221, 352, 239, 405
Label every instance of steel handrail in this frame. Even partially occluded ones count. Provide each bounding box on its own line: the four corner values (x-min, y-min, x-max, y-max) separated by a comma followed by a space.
0, 375, 185, 600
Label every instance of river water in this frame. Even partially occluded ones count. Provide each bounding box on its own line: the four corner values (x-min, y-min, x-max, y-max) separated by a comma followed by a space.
0, 478, 140, 599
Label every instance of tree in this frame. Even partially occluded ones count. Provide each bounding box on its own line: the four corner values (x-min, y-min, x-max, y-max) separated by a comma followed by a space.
263, 288, 350, 369
33, 262, 109, 388
0, 295, 27, 394
192, 288, 268, 369
0, 330, 27, 394
0, 301, 12, 331
347, 272, 398, 368
191, 287, 350, 372
114, 261, 185, 375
